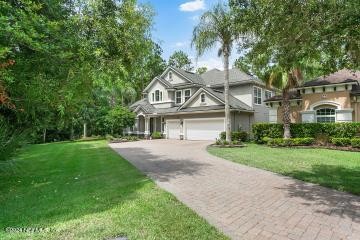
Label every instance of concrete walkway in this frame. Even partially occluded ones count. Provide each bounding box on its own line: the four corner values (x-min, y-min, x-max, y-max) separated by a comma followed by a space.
110, 140, 360, 240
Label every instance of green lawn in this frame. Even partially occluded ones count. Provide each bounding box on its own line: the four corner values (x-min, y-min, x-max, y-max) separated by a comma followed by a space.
0, 141, 227, 240
208, 144, 360, 195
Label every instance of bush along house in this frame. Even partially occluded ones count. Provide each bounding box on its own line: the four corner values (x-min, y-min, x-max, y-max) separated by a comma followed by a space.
126, 66, 274, 140
264, 69, 360, 123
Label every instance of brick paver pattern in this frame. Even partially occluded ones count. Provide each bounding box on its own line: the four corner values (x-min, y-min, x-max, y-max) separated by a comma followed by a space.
110, 140, 360, 240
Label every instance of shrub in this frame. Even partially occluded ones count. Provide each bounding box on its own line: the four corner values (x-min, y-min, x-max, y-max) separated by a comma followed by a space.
231, 140, 241, 145
220, 131, 249, 142
151, 131, 162, 139
292, 138, 315, 145
267, 137, 314, 147
330, 137, 351, 146
253, 122, 360, 142
351, 138, 360, 148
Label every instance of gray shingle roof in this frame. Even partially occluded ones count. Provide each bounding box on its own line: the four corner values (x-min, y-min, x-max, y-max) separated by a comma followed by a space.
203, 87, 253, 111
171, 67, 205, 85
129, 99, 154, 113
201, 68, 264, 86
302, 69, 360, 87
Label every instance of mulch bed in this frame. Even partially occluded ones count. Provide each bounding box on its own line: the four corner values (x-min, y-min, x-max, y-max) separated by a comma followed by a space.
271, 145, 360, 152
210, 144, 246, 148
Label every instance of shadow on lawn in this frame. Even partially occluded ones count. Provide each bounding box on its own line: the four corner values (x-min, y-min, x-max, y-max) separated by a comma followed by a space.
0, 142, 149, 229
111, 146, 210, 182
281, 164, 360, 222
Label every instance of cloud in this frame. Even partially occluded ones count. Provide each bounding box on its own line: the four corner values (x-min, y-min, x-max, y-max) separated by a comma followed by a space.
179, 0, 205, 12
174, 41, 188, 47
196, 58, 224, 70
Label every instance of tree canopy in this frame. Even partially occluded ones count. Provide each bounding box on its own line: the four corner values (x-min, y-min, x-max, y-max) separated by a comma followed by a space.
168, 50, 194, 71
0, 0, 165, 152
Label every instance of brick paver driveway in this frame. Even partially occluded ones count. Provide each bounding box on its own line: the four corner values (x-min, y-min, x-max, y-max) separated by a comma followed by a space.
110, 140, 360, 240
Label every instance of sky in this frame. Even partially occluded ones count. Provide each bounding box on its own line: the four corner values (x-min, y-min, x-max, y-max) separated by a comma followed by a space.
138, 0, 238, 71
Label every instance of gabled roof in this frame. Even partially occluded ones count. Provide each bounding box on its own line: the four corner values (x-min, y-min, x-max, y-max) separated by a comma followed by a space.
130, 98, 154, 113
143, 76, 173, 92
301, 69, 360, 87
179, 86, 253, 111
201, 68, 264, 87
172, 67, 205, 85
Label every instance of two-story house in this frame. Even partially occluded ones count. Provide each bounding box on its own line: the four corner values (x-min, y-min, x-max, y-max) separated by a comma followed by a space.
127, 66, 274, 140
264, 69, 360, 123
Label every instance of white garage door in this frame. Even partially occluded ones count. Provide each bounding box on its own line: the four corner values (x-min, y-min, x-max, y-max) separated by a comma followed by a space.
185, 118, 224, 140
166, 120, 180, 139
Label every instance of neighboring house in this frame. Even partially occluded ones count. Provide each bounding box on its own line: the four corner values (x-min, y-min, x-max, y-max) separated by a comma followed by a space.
127, 66, 274, 140
264, 69, 360, 123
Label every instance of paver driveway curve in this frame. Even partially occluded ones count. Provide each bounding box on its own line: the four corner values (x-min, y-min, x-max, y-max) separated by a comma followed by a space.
110, 140, 360, 240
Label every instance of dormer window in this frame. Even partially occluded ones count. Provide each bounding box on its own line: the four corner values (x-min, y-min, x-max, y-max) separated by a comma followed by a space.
168, 71, 173, 81
200, 93, 206, 103
154, 90, 162, 102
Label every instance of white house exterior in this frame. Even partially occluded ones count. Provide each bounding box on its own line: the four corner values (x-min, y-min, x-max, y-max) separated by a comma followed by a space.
127, 66, 274, 140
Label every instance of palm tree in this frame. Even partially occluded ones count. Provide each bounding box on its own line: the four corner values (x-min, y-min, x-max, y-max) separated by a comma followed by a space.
192, 3, 238, 142
265, 67, 303, 138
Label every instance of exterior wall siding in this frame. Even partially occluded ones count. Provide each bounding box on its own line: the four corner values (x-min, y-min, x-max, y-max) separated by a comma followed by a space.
302, 91, 351, 110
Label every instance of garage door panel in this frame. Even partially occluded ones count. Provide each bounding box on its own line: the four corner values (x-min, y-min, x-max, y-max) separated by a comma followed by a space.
167, 121, 180, 139
185, 119, 224, 140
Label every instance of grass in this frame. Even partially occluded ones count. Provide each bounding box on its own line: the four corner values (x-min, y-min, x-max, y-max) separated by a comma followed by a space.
0, 140, 227, 240
208, 143, 360, 195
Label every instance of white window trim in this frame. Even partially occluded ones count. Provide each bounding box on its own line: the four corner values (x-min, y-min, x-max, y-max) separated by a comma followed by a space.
315, 107, 336, 123
168, 71, 173, 81
175, 90, 182, 104
183, 89, 191, 102
265, 90, 272, 100
153, 89, 163, 103
200, 93, 206, 103
254, 86, 262, 105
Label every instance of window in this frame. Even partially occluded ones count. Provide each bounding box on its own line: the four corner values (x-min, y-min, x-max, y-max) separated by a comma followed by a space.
316, 108, 336, 122
254, 86, 262, 104
155, 90, 162, 102
152, 93, 154, 102
200, 93, 206, 103
184, 89, 191, 102
168, 71, 173, 81
265, 90, 272, 100
175, 91, 182, 104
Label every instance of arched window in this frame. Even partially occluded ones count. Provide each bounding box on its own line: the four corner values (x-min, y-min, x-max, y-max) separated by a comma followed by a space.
316, 107, 336, 122
168, 72, 173, 81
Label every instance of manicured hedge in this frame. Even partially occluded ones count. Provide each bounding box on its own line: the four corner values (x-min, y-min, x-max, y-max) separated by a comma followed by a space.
253, 123, 360, 142
330, 137, 351, 146
220, 131, 249, 142
351, 138, 360, 148
266, 137, 314, 147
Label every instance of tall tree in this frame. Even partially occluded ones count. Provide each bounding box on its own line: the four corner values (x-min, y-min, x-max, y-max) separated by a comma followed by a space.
196, 67, 207, 75
168, 50, 194, 71
231, 0, 360, 138
192, 3, 238, 142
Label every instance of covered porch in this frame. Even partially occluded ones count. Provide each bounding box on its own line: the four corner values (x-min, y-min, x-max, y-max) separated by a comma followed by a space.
126, 114, 165, 138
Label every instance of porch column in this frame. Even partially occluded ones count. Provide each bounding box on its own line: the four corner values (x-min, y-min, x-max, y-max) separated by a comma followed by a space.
144, 117, 150, 138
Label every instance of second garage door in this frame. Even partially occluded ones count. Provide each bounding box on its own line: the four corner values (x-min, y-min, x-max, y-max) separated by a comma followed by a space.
166, 120, 180, 139
185, 118, 224, 140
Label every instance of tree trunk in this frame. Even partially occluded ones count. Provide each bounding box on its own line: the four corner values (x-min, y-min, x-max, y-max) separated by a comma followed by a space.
224, 51, 231, 142
43, 128, 46, 143
282, 87, 291, 139
83, 122, 87, 138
